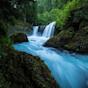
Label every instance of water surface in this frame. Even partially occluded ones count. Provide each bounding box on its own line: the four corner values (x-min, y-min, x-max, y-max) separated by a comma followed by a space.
13, 22, 88, 88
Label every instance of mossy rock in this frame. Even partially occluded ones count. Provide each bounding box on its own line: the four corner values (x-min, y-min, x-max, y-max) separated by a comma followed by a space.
10, 33, 28, 44
0, 46, 59, 88
45, 29, 74, 48
45, 5, 88, 54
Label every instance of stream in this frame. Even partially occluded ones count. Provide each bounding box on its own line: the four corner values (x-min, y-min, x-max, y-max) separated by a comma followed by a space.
13, 22, 88, 88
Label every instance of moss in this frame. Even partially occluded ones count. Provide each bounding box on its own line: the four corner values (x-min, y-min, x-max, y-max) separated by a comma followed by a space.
0, 43, 59, 88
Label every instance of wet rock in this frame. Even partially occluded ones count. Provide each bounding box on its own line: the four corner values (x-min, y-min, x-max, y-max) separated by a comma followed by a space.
0, 46, 59, 88
10, 33, 28, 43
45, 6, 88, 54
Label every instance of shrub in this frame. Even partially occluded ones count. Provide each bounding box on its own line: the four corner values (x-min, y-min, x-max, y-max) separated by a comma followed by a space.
38, 0, 81, 28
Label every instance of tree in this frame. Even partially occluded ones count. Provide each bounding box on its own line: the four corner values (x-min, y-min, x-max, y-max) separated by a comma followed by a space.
37, 0, 70, 13
0, 0, 37, 37
15, 0, 37, 24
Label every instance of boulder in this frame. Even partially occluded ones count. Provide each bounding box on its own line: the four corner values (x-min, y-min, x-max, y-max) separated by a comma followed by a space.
10, 33, 28, 43
45, 6, 88, 54
0, 46, 59, 88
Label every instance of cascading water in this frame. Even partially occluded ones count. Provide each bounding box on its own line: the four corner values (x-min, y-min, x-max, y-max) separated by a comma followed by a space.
28, 22, 56, 45
42, 22, 56, 37
32, 26, 39, 36
13, 22, 88, 88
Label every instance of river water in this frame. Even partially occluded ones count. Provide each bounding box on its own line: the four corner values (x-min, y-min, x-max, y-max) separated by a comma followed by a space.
13, 22, 88, 88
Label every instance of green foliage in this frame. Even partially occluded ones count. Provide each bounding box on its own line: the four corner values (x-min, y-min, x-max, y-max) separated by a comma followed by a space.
37, 0, 69, 13
0, 37, 12, 58
38, 0, 81, 27
0, 0, 37, 24
37, 12, 50, 25
56, 0, 80, 26
0, 37, 12, 47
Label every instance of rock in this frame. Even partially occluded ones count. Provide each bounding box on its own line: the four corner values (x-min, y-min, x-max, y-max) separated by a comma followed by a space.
45, 6, 88, 54
38, 25, 45, 33
65, 26, 88, 53
45, 29, 74, 49
0, 46, 59, 88
10, 33, 28, 43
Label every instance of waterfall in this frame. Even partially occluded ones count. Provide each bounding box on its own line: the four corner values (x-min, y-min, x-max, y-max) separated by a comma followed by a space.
42, 22, 56, 38
33, 26, 39, 36
28, 22, 56, 45
32, 22, 56, 38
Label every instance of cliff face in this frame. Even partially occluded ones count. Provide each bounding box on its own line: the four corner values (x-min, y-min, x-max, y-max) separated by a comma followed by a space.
0, 46, 59, 88
45, 6, 88, 54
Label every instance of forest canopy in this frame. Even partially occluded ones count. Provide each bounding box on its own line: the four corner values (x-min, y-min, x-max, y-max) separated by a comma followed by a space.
0, 0, 88, 37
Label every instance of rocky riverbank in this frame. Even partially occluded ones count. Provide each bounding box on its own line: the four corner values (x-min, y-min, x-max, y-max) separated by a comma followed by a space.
45, 6, 88, 54
0, 44, 59, 88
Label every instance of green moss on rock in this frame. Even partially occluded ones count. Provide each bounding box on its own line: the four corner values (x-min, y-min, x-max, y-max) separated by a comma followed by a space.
0, 45, 59, 88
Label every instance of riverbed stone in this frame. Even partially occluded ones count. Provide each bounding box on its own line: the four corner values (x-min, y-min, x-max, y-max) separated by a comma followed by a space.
10, 33, 28, 43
